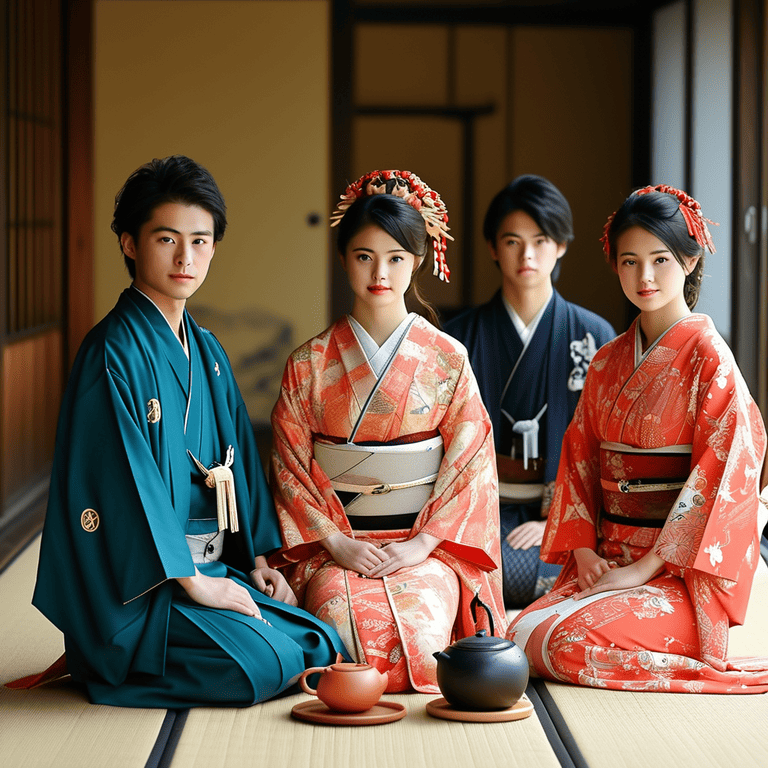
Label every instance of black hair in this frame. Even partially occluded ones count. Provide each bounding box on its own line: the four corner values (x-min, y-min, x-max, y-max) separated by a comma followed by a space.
605, 189, 705, 309
483, 175, 573, 283
336, 194, 439, 326
112, 155, 227, 278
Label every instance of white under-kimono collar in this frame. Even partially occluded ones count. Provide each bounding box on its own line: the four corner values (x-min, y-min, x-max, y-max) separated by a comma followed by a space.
502, 287, 552, 344
348, 313, 415, 377
131, 285, 189, 358
634, 315, 689, 367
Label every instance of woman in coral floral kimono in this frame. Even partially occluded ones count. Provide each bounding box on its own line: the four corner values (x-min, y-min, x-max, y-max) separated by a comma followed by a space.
270, 170, 504, 692
507, 184, 768, 693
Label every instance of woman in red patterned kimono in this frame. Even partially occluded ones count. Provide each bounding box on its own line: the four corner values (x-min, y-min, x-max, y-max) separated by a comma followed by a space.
507, 185, 768, 693
269, 171, 504, 692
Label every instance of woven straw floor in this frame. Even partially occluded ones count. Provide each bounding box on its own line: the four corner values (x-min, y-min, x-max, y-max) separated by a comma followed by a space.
3, 536, 767, 768
541, 558, 768, 768
1, 538, 560, 768
0, 538, 167, 768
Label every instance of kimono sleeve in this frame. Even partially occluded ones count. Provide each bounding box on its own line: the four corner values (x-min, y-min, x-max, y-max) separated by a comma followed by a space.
541, 351, 605, 564
33, 358, 195, 683
418, 350, 500, 572
655, 341, 766, 582
269, 352, 349, 566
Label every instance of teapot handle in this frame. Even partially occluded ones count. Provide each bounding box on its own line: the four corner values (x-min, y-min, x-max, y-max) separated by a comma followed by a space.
470, 592, 495, 637
299, 666, 327, 696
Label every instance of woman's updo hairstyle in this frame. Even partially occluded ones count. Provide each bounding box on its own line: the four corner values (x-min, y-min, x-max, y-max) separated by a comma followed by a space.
336, 194, 439, 326
603, 188, 711, 310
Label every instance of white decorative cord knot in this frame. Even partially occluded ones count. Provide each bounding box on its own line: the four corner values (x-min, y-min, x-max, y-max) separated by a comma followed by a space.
502, 404, 547, 470
188, 445, 239, 533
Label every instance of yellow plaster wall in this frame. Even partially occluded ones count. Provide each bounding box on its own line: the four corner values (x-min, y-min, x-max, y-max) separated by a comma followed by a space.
94, 0, 330, 421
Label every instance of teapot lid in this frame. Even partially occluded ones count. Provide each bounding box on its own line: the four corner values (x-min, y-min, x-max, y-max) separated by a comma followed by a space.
452, 630, 514, 652
328, 662, 375, 672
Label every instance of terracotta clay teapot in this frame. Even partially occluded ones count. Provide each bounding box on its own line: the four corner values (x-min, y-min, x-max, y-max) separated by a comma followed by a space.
433, 593, 529, 711
299, 654, 388, 713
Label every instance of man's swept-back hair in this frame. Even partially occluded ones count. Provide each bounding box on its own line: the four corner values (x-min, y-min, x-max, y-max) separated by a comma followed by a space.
483, 174, 573, 282
482, 174, 574, 246
112, 155, 227, 277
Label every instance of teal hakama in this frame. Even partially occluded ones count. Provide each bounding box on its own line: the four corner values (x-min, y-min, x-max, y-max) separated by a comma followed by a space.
33, 288, 345, 708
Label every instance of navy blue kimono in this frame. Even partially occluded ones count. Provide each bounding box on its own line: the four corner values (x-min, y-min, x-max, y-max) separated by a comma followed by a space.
33, 288, 345, 707
445, 290, 615, 606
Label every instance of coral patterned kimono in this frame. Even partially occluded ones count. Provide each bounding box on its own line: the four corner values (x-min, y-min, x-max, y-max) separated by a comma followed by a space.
508, 314, 768, 693
270, 315, 504, 692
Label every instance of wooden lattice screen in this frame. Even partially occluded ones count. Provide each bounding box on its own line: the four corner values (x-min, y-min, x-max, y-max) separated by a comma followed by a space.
5, 0, 63, 336
1, 0, 65, 513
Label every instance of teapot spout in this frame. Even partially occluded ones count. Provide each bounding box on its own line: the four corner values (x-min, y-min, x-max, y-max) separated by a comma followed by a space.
433, 650, 451, 662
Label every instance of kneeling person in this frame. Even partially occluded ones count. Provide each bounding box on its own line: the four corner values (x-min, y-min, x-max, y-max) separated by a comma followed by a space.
28, 155, 346, 707
446, 175, 615, 607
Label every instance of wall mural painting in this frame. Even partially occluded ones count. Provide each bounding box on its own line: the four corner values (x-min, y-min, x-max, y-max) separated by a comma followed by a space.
188, 304, 293, 428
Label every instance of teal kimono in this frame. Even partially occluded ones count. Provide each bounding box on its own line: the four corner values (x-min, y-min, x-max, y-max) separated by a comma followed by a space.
33, 287, 345, 708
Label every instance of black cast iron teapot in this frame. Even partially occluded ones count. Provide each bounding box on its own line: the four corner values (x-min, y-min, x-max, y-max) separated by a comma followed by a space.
432, 593, 529, 711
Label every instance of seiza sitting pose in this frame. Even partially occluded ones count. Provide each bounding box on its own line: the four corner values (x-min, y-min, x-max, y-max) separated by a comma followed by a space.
446, 175, 614, 608
14, 155, 346, 707
507, 184, 768, 693
269, 170, 504, 693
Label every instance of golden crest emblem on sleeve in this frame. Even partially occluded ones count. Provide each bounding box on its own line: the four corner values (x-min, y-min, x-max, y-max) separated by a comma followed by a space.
81, 508, 100, 532
147, 398, 161, 424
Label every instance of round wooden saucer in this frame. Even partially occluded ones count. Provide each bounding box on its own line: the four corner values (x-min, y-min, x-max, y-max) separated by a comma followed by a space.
291, 699, 406, 726
425, 694, 533, 723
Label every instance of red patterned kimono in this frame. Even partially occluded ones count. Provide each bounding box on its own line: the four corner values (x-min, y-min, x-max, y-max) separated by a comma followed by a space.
507, 314, 768, 693
269, 315, 503, 692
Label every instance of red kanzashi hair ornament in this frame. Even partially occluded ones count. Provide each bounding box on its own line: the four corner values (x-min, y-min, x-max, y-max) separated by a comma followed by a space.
601, 184, 717, 258
330, 169, 453, 282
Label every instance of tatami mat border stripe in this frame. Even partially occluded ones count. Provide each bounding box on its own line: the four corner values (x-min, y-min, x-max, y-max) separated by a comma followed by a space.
146, 709, 190, 768
531, 680, 590, 768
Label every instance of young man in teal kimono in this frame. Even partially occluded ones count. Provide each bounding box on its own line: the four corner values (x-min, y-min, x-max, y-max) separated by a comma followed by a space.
27, 156, 346, 707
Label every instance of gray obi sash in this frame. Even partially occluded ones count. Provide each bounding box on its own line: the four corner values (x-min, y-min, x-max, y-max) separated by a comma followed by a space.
314, 435, 444, 517
185, 518, 224, 564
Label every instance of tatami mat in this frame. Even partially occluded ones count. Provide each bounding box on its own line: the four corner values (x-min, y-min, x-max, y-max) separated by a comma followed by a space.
5, 533, 767, 768
544, 684, 768, 768
172, 691, 562, 768
1, 537, 168, 768
541, 559, 768, 768
728, 557, 768, 657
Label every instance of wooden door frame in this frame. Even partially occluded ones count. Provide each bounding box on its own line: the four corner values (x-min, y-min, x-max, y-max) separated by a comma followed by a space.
733, 0, 766, 414
0, 0, 93, 564
64, 0, 95, 370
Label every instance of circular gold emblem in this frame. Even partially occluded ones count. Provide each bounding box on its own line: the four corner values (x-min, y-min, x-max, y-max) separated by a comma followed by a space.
81, 508, 100, 532
147, 398, 161, 424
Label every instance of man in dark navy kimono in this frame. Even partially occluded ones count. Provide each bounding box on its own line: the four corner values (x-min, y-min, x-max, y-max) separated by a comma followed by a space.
24, 156, 346, 707
446, 175, 615, 608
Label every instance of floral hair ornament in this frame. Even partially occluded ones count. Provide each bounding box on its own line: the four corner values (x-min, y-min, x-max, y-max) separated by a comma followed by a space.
330, 170, 453, 282
600, 184, 717, 259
